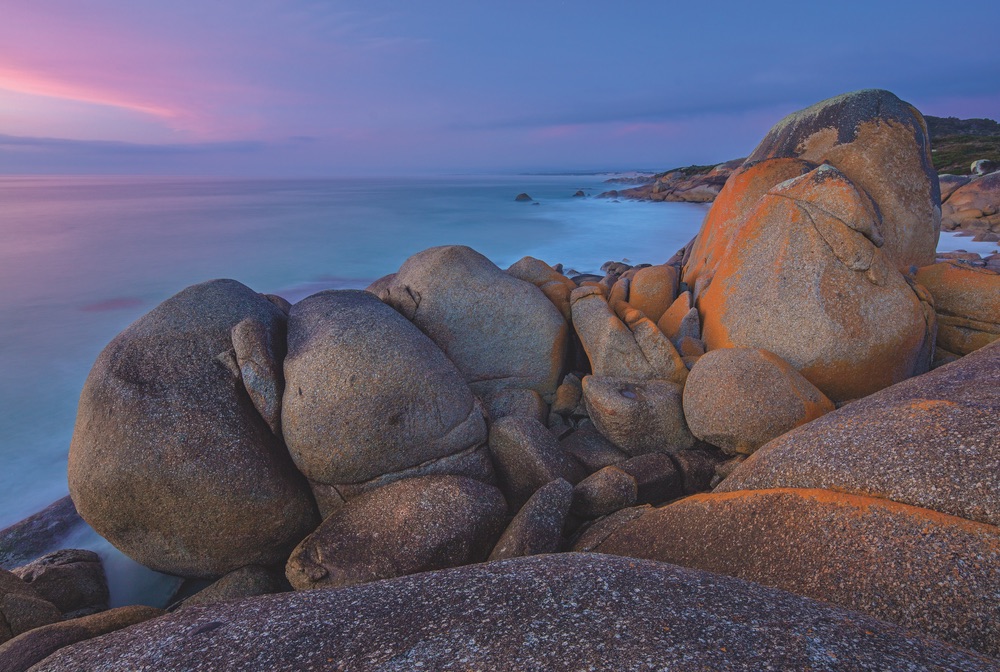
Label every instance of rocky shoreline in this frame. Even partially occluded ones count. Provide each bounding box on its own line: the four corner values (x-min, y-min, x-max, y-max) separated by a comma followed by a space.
2, 88, 999, 670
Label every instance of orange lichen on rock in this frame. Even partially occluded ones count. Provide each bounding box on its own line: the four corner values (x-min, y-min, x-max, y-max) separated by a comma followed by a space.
627, 265, 679, 323
915, 260, 1000, 356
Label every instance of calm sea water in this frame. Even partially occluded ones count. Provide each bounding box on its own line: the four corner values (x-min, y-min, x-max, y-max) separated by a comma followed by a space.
0, 174, 993, 606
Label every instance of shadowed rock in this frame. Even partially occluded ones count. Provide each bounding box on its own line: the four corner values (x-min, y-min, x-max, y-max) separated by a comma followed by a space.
570, 466, 638, 518
28, 554, 997, 671
11, 549, 107, 618
0, 497, 84, 570
285, 476, 505, 591
0, 569, 61, 644
178, 566, 285, 610
0, 605, 164, 672
489, 417, 583, 510
377, 246, 567, 402
582, 376, 694, 455
718, 339, 1000, 527
591, 488, 1000, 656
69, 279, 318, 578
488, 478, 572, 560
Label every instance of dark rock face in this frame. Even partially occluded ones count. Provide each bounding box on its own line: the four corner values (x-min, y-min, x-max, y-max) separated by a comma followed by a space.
281, 290, 487, 490
488, 416, 583, 510
29, 554, 997, 671
719, 339, 1000, 527
591, 488, 1000, 657
0, 605, 163, 672
570, 466, 638, 518
11, 549, 107, 618
0, 569, 62, 644
0, 497, 84, 570
488, 478, 572, 560
285, 476, 506, 591
377, 246, 567, 402
68, 279, 318, 578
178, 566, 285, 610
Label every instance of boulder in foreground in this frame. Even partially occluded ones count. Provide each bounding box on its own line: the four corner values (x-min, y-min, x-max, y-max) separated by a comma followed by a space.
28, 554, 995, 671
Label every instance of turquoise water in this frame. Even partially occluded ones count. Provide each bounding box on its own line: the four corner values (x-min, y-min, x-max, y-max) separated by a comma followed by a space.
0, 174, 709, 530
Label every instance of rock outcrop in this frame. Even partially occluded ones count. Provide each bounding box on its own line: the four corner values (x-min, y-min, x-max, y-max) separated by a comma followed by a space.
916, 260, 1000, 358
68, 279, 319, 578
940, 170, 1000, 238
29, 554, 996, 671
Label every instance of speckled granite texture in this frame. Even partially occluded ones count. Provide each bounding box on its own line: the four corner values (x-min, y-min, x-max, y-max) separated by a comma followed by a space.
28, 554, 997, 671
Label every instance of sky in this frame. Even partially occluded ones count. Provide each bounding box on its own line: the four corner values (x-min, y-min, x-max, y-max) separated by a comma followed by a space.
1, 1, 999, 176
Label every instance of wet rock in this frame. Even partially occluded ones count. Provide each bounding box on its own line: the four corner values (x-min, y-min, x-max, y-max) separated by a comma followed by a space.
282, 290, 487, 493
0, 605, 164, 672
582, 376, 694, 456
0, 497, 84, 570
378, 246, 567, 402
591, 488, 1000, 657
69, 279, 318, 578
285, 476, 505, 591
488, 479, 572, 560
489, 417, 583, 510
11, 549, 107, 618
30, 554, 997, 671
683, 348, 835, 455
571, 466, 638, 518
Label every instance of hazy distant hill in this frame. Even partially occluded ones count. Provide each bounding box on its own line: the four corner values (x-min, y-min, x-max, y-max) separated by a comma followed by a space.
924, 115, 1000, 174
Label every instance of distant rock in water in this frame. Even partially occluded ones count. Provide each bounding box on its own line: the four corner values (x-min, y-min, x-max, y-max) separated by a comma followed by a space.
514, 193, 533, 202
572, 190, 585, 197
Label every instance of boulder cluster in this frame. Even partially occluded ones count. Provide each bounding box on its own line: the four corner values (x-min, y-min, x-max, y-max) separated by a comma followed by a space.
2, 88, 999, 669
941, 168, 1000, 242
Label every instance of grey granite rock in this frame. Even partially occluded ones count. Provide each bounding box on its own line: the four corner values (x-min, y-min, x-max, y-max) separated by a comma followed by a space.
488, 416, 583, 510
488, 478, 572, 560
0, 497, 84, 570
28, 554, 996, 671
12, 549, 107, 618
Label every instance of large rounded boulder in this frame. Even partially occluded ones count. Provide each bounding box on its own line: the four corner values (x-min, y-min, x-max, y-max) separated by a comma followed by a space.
69, 280, 319, 578
695, 164, 934, 402
375, 246, 568, 402
731, 88, 940, 271
682, 348, 835, 455
282, 290, 488, 502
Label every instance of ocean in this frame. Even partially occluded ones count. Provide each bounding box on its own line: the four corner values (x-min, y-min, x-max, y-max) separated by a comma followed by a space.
0, 173, 993, 606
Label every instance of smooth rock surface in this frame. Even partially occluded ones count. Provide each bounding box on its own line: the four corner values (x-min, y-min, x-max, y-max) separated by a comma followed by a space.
285, 476, 505, 591
592, 488, 1000, 656
718, 339, 1000, 526
30, 554, 997, 671
282, 290, 486, 487
178, 566, 285, 610
69, 279, 318, 578
683, 348, 835, 455
582, 376, 694, 455
506, 256, 577, 321
378, 246, 567, 402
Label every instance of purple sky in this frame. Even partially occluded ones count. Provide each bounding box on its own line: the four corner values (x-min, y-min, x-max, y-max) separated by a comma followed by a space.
2, 1, 998, 175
